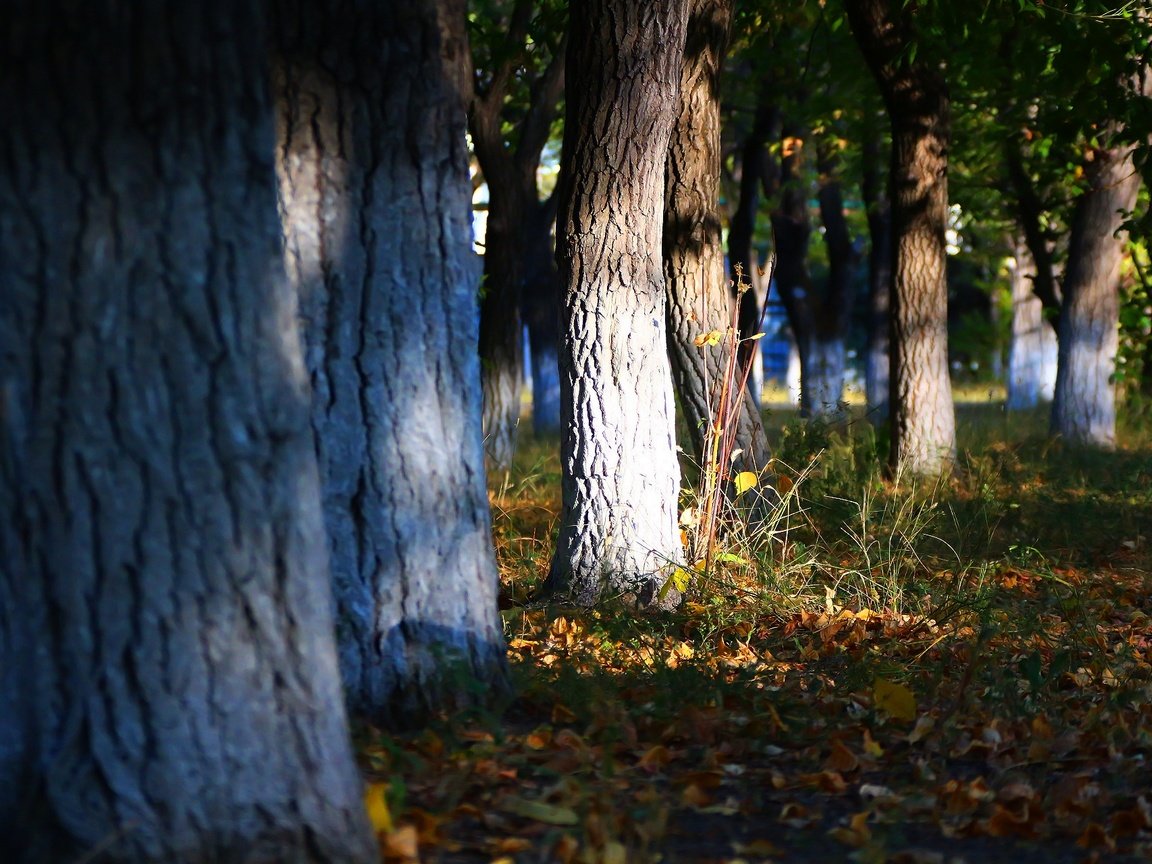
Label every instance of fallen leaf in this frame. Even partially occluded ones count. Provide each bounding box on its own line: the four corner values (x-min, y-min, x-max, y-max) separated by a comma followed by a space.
499, 795, 579, 826
363, 782, 394, 835
874, 677, 917, 721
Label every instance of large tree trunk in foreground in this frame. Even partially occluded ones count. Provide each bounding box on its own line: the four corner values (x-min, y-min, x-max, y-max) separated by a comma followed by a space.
0, 4, 374, 861
1051, 140, 1142, 447
847, 0, 956, 475
665, 0, 770, 478
1007, 240, 1058, 410
546, 0, 690, 607
276, 0, 507, 728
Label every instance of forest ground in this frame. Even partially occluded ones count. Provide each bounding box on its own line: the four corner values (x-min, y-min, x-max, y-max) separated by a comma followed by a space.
359, 389, 1152, 863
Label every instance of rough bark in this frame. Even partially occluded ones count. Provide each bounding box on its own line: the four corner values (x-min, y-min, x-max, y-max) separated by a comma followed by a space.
468, 2, 567, 468
1007, 239, 1058, 410
1051, 140, 1142, 447
664, 0, 770, 478
546, 0, 690, 606
275, 0, 507, 728
0, 3, 374, 861
846, 0, 957, 476
862, 128, 893, 419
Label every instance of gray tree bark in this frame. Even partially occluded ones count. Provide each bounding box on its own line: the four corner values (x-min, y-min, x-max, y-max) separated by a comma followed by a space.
275, 0, 507, 728
545, 0, 690, 607
0, 3, 374, 861
1007, 240, 1058, 410
847, 0, 957, 476
664, 0, 771, 479
1051, 140, 1142, 447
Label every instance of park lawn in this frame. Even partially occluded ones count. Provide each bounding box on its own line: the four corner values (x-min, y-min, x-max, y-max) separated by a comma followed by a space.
359, 400, 1152, 863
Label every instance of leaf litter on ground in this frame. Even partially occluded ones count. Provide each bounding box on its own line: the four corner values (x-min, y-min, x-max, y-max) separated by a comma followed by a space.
360, 417, 1152, 863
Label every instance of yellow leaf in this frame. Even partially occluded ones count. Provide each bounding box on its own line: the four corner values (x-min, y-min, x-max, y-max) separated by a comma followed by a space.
693, 329, 723, 347
714, 552, 748, 565
874, 677, 917, 721
734, 471, 758, 495
363, 782, 394, 835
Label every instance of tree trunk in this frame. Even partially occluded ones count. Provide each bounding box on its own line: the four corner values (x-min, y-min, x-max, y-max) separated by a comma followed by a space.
862, 128, 892, 420
546, 0, 690, 607
1051, 141, 1142, 447
468, 5, 567, 468
810, 138, 862, 419
275, 0, 508, 728
477, 189, 528, 469
846, 0, 956, 475
0, 4, 374, 861
1006, 143, 1063, 333
664, 0, 770, 478
727, 99, 776, 406
1007, 239, 1058, 410
523, 198, 563, 436
768, 124, 819, 414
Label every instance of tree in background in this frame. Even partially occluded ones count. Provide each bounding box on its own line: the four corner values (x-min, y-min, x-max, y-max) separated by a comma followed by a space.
664, 0, 772, 478
546, 0, 690, 606
275, 0, 507, 728
468, 0, 567, 466
0, 2, 373, 859
846, 0, 957, 476
1052, 126, 1143, 446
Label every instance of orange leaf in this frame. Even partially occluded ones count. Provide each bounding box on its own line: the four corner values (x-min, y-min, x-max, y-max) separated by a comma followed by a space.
824, 739, 860, 773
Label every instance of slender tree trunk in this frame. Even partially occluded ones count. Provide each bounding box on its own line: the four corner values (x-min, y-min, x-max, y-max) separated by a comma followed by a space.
846, 0, 956, 475
0, 4, 374, 861
1006, 143, 1063, 333
727, 100, 776, 405
468, 6, 567, 468
523, 198, 563, 436
275, 0, 507, 728
1051, 140, 1142, 447
664, 0, 770, 477
810, 138, 861, 418
769, 124, 819, 414
862, 128, 892, 419
477, 187, 528, 468
546, 0, 690, 607
1007, 238, 1058, 410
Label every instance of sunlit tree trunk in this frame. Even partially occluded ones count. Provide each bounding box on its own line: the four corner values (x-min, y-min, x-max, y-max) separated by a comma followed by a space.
275, 0, 507, 727
546, 0, 689, 607
1007, 239, 1058, 410
0, 3, 374, 860
1051, 140, 1142, 447
847, 0, 956, 475
664, 0, 770, 477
